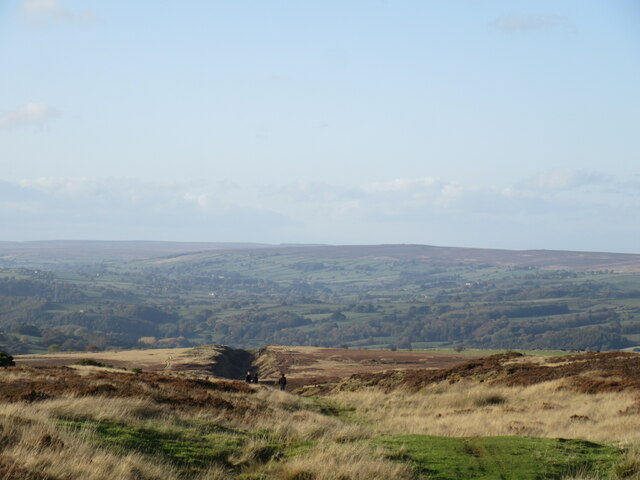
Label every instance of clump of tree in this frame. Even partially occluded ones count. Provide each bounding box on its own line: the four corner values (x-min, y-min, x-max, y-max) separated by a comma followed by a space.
0, 351, 15, 367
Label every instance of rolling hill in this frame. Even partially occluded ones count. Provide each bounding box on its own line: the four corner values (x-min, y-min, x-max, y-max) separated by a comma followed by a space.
1, 241, 639, 354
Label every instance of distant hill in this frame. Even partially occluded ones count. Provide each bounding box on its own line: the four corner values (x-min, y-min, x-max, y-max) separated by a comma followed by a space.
158, 243, 640, 273
1, 241, 640, 354
0, 240, 271, 265
2, 240, 639, 272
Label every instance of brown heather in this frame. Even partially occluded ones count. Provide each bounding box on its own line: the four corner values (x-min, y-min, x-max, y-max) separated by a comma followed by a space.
3, 351, 640, 479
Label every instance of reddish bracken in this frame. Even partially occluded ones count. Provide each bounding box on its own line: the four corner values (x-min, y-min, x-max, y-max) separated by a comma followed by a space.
0, 367, 253, 409
337, 351, 640, 394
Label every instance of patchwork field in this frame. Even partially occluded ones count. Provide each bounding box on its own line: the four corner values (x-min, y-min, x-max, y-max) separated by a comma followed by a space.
2, 242, 640, 356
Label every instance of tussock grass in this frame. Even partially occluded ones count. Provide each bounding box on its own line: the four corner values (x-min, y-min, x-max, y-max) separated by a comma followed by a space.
610, 445, 640, 480
0, 381, 369, 479
196, 464, 231, 480
3, 364, 640, 479
330, 379, 640, 442
266, 442, 413, 480
38, 396, 168, 423
0, 410, 181, 480
242, 388, 367, 443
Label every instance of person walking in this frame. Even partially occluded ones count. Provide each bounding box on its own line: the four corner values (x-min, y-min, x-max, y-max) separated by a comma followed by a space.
253, 372, 259, 384
278, 373, 287, 391
245, 371, 252, 383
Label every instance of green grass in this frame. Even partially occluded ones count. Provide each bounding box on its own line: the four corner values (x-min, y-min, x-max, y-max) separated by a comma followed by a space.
310, 397, 357, 422
60, 419, 247, 474
378, 435, 621, 480
63, 410, 625, 480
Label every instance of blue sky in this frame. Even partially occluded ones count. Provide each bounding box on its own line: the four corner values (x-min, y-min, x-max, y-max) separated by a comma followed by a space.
1, 1, 639, 252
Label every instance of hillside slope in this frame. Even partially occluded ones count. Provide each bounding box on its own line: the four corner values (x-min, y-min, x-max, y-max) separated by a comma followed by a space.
333, 350, 640, 393
3, 350, 640, 479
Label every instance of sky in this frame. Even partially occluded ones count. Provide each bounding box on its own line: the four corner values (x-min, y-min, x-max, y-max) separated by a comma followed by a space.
1, 0, 639, 252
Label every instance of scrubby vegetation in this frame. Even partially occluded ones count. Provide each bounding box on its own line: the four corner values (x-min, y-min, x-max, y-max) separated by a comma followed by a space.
0, 366, 393, 479
3, 351, 640, 479
0, 350, 15, 367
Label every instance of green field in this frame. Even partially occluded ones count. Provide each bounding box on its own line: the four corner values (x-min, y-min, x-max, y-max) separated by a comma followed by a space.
1, 243, 640, 354
380, 435, 620, 480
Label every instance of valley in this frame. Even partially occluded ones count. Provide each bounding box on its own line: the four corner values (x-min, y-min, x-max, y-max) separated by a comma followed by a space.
1, 242, 640, 355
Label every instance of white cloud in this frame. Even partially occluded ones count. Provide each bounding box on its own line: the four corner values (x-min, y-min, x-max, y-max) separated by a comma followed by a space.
362, 177, 439, 194
22, 0, 95, 25
0, 103, 59, 130
0, 201, 39, 213
524, 169, 611, 192
23, 0, 57, 14
183, 192, 211, 209
17, 177, 239, 212
19, 176, 97, 195
269, 174, 616, 222
2, 177, 291, 242
357, 177, 479, 212
2, 173, 638, 252
491, 13, 574, 34
440, 183, 465, 198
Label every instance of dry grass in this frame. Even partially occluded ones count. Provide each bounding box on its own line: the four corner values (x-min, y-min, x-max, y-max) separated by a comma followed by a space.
16, 347, 196, 370
4, 356, 640, 479
33, 396, 168, 423
15, 345, 243, 376
253, 344, 477, 389
264, 442, 413, 480
0, 390, 373, 480
331, 378, 640, 443
248, 389, 366, 442
609, 445, 640, 480
0, 409, 182, 480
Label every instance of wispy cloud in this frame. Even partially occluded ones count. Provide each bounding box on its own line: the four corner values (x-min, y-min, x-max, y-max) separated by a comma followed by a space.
0, 103, 59, 130
267, 169, 640, 224
2, 178, 290, 242
1, 172, 638, 251
19, 177, 199, 208
22, 0, 95, 26
524, 169, 611, 192
362, 177, 440, 194
491, 13, 574, 34
183, 192, 212, 209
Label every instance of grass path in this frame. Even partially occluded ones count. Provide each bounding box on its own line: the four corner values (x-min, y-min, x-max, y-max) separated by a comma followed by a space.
379, 435, 620, 480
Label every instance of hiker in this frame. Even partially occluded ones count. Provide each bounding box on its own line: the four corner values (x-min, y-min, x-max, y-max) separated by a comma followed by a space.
245, 371, 252, 383
253, 372, 259, 384
278, 373, 287, 391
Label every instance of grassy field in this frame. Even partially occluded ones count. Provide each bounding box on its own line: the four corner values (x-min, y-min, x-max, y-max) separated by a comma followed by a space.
379, 435, 620, 480
0, 362, 638, 480
4, 349, 640, 479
